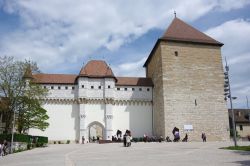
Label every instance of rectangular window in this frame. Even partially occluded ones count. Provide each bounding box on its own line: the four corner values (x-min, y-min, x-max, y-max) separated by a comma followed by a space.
124, 88, 127, 91
132, 88, 135, 91
147, 88, 150, 91
65, 86, 68, 90
91, 86, 94, 89
58, 86, 61, 90
108, 85, 111, 89
82, 85, 84, 88
139, 88, 142, 91
72, 86, 75, 90
43, 86, 46, 89
99, 86, 101, 89
51, 86, 54, 90
240, 125, 243, 131
117, 88, 120, 91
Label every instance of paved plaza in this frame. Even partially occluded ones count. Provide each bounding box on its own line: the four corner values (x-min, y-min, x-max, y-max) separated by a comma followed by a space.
0, 141, 249, 166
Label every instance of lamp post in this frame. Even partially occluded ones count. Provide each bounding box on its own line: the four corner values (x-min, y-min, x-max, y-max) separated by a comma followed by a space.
10, 105, 16, 154
224, 57, 237, 147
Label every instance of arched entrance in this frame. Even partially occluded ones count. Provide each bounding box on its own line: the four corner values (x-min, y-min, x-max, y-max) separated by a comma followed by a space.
87, 121, 104, 142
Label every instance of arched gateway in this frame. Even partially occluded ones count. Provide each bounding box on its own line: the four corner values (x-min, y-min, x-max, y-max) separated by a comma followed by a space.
87, 121, 104, 142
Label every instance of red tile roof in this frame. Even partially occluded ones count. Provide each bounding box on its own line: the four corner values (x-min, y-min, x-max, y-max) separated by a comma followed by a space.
116, 77, 153, 86
33, 74, 77, 84
33, 74, 153, 86
79, 60, 115, 78
162, 17, 223, 45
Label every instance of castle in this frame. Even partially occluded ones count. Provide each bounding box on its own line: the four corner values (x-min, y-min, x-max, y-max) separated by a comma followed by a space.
28, 17, 229, 142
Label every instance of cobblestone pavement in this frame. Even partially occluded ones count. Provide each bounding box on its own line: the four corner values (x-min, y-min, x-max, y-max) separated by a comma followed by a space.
0, 141, 249, 166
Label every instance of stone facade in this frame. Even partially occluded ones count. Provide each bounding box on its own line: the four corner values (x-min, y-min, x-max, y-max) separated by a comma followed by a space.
146, 41, 229, 141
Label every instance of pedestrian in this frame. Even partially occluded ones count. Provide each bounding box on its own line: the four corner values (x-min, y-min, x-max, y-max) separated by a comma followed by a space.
126, 134, 131, 147
123, 133, 127, 147
0, 142, 2, 156
82, 136, 85, 144
201, 133, 206, 142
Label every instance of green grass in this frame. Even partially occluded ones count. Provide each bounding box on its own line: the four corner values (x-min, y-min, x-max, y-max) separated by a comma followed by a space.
220, 146, 250, 151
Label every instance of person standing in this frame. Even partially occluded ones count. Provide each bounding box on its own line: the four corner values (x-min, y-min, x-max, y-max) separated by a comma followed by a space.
82, 136, 85, 144
123, 133, 127, 147
201, 133, 206, 142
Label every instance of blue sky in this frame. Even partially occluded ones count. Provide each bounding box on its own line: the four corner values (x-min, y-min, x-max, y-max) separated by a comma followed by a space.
0, 0, 250, 108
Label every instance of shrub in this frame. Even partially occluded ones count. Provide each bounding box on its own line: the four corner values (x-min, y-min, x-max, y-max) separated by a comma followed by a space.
0, 133, 31, 143
132, 138, 138, 142
58, 141, 61, 144
27, 144, 31, 150
54, 141, 57, 144
67, 140, 70, 144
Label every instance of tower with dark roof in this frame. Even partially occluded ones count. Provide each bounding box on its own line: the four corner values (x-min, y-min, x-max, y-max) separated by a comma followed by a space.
144, 17, 229, 141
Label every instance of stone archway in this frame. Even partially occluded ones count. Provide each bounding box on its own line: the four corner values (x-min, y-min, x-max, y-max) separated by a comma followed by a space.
87, 121, 104, 142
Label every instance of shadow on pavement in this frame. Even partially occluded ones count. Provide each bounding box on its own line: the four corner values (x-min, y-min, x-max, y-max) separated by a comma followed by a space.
232, 150, 250, 166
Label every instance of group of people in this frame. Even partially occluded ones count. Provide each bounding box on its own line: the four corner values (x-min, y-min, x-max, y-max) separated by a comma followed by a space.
0, 140, 9, 156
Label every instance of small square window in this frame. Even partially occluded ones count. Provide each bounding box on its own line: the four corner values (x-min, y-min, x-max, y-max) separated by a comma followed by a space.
98, 86, 101, 89
117, 88, 120, 91
124, 88, 127, 91
43, 86, 46, 89
51, 86, 54, 90
132, 88, 135, 91
139, 88, 142, 91
72, 86, 75, 90
58, 86, 61, 90
174, 51, 178, 56
65, 86, 68, 90
147, 88, 150, 91
91, 86, 94, 89
82, 85, 84, 88
108, 85, 111, 89
240, 125, 243, 131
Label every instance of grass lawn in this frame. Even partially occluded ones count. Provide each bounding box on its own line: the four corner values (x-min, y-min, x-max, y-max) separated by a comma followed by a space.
220, 145, 250, 151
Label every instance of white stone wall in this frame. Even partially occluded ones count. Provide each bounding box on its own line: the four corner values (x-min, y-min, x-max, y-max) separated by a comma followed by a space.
44, 84, 76, 99
29, 103, 79, 141
114, 86, 152, 101
29, 77, 153, 141
112, 104, 152, 138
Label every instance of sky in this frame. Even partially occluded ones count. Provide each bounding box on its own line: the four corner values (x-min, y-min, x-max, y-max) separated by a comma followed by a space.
0, 0, 249, 108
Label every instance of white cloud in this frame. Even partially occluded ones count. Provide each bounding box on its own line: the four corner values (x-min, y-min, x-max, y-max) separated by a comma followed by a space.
113, 57, 147, 77
0, 0, 249, 74
205, 19, 250, 108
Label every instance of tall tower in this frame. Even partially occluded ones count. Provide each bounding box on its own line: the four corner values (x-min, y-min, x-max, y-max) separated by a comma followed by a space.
144, 17, 229, 141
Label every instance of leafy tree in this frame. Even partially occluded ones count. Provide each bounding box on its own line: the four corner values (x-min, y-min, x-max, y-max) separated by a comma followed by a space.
0, 56, 49, 133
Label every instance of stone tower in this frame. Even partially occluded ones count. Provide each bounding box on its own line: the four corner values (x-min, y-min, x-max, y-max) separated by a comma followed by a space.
144, 17, 229, 141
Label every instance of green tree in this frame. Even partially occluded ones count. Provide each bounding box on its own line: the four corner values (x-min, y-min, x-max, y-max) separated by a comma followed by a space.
0, 56, 49, 133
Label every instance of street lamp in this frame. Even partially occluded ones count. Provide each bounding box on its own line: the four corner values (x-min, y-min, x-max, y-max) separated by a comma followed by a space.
224, 57, 237, 147
10, 105, 16, 154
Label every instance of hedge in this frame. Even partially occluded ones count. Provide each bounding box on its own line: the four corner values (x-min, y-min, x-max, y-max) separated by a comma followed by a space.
0, 133, 48, 144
